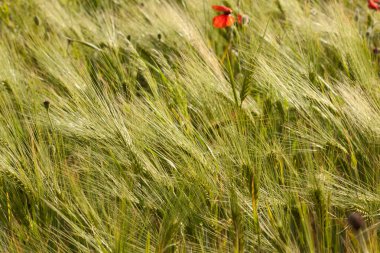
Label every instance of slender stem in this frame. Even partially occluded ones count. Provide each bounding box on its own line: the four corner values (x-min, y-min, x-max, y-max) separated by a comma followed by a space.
226, 53, 239, 107
220, 42, 231, 64
358, 231, 369, 253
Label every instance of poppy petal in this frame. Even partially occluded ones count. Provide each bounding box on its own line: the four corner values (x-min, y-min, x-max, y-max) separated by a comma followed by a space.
237, 14, 243, 24
213, 15, 228, 28
213, 14, 235, 28
212, 5, 233, 13
369, 0, 380, 10
226, 15, 235, 27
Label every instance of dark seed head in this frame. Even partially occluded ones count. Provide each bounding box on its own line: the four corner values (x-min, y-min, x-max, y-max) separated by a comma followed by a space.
127, 35, 131, 41
348, 212, 365, 231
354, 13, 359, 22
157, 33, 162, 41
99, 42, 107, 49
43, 100, 50, 110
33, 16, 40, 26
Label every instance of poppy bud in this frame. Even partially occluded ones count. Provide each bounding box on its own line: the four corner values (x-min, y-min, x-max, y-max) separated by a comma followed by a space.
99, 42, 108, 49
67, 38, 73, 47
348, 212, 365, 232
43, 100, 50, 111
354, 9, 359, 22
33, 16, 40, 26
157, 33, 162, 41
127, 35, 131, 41
238, 14, 250, 25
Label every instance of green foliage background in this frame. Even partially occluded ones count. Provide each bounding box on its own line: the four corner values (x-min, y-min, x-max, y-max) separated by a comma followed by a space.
0, 0, 379, 252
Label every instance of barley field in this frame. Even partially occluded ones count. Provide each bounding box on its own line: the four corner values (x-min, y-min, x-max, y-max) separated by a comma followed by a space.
0, 0, 379, 252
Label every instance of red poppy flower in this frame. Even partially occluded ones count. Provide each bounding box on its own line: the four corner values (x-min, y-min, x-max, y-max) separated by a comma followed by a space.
237, 14, 243, 24
369, 0, 380, 10
212, 5, 235, 28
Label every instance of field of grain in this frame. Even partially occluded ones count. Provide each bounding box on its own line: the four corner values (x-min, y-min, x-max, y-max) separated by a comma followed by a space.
0, 0, 379, 252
